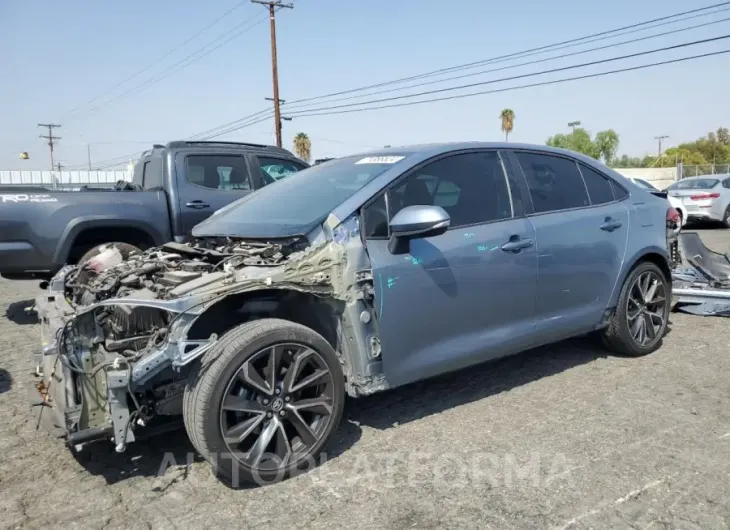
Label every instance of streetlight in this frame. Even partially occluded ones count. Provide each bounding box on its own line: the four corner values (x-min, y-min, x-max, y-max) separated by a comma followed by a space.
568, 121, 581, 133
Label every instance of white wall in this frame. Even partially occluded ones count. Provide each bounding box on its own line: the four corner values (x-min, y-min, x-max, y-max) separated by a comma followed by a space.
0, 170, 131, 188
613, 167, 677, 190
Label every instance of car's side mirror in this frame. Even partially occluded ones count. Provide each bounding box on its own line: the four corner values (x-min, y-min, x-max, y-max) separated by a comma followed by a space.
387, 205, 450, 254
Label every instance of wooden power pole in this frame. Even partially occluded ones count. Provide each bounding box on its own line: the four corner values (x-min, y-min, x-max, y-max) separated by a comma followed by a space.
251, 0, 293, 148
38, 123, 61, 171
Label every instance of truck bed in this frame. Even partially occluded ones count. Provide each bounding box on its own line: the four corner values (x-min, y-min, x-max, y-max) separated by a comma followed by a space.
0, 189, 170, 277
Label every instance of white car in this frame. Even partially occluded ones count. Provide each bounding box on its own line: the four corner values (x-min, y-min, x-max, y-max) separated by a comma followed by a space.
627, 176, 687, 228
665, 175, 730, 228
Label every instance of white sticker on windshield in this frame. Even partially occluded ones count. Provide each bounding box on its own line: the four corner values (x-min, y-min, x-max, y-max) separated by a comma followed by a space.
355, 156, 405, 165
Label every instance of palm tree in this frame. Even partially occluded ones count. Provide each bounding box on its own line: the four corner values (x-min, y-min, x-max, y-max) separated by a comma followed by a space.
293, 133, 311, 163
500, 109, 515, 142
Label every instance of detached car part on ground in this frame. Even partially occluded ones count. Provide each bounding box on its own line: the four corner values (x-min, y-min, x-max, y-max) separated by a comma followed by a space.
32, 143, 675, 484
672, 231, 730, 317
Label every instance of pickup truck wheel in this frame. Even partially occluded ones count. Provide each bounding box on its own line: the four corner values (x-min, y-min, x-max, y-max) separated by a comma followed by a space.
183, 318, 345, 486
78, 242, 141, 265
601, 261, 670, 357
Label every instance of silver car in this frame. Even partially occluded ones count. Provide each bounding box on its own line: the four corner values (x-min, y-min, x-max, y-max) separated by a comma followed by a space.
666, 174, 730, 227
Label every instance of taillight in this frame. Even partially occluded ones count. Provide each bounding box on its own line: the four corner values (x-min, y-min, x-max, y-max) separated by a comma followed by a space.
689, 192, 720, 200
666, 207, 680, 224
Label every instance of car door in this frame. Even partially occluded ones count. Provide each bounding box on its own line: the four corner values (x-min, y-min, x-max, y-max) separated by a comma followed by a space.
175, 153, 256, 235
508, 151, 629, 342
361, 150, 538, 387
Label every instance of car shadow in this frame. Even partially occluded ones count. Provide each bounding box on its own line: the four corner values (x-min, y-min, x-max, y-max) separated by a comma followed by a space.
347, 336, 609, 431
72, 423, 201, 486
0, 368, 12, 394
69, 336, 619, 487
5, 299, 39, 325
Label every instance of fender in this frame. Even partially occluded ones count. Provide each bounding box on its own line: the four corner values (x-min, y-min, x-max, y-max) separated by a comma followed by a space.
607, 244, 670, 308
53, 216, 168, 266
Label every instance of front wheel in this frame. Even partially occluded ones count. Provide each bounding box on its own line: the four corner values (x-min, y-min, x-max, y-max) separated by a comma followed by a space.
601, 261, 670, 357
183, 318, 345, 486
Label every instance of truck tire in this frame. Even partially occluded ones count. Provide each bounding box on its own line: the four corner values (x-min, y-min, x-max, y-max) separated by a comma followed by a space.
77, 242, 141, 265
183, 318, 345, 486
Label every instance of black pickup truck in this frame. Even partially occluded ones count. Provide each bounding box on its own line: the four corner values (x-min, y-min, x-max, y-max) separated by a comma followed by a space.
0, 141, 307, 280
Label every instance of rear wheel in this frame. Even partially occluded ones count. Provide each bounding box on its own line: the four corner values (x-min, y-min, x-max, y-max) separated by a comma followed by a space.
601, 261, 670, 357
183, 318, 345, 486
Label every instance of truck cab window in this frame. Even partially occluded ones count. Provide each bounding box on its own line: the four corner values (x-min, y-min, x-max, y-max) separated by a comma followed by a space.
186, 155, 252, 191
256, 156, 307, 186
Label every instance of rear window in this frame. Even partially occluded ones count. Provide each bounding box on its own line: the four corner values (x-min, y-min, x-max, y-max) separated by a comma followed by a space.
671, 178, 719, 190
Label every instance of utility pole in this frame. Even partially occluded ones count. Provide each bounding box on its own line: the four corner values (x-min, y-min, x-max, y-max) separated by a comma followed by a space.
87, 144, 92, 170
252, 0, 293, 148
655, 135, 669, 159
38, 123, 61, 171
568, 120, 581, 133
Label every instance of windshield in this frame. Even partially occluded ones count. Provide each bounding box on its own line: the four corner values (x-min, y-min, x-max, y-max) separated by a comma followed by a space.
193, 154, 408, 238
668, 178, 719, 190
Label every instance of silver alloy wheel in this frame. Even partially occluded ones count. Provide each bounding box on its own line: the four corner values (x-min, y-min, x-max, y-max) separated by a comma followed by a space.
219, 343, 335, 473
626, 270, 668, 347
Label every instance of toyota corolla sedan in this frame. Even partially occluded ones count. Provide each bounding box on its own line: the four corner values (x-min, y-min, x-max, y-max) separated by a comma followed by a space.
33, 142, 674, 485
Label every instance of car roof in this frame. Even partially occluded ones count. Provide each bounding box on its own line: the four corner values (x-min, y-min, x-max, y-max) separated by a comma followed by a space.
345, 141, 602, 165
679, 174, 729, 180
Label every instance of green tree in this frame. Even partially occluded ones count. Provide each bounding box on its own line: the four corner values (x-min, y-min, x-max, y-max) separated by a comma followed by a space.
500, 109, 515, 142
546, 127, 601, 159
293, 133, 311, 163
594, 129, 619, 165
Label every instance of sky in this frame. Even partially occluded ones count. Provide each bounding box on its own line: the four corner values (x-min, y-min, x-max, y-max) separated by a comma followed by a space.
1, 0, 729, 170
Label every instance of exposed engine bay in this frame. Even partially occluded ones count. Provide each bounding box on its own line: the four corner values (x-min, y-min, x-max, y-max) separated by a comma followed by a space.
31, 222, 380, 452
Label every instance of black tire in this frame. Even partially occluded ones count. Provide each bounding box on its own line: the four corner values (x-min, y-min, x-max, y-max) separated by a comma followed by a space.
722, 206, 730, 229
77, 242, 141, 265
183, 318, 345, 486
601, 261, 670, 357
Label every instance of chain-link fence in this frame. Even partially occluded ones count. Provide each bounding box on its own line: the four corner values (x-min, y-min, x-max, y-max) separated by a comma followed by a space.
0, 169, 131, 191
679, 164, 730, 178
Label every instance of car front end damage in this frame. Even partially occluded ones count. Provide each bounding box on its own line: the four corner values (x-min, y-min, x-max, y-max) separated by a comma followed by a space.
31, 215, 383, 452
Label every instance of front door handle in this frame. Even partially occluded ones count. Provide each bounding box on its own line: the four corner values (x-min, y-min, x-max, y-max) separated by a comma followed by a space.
600, 218, 622, 231
501, 237, 533, 253
186, 201, 210, 209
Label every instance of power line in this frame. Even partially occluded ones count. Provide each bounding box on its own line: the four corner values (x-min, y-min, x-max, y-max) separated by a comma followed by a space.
287, 50, 730, 120
277, 1, 730, 107
59, 1, 249, 122
38, 123, 61, 172
252, 0, 294, 148
190, 4, 730, 140
281, 35, 730, 116
65, 12, 269, 125
279, 11, 730, 112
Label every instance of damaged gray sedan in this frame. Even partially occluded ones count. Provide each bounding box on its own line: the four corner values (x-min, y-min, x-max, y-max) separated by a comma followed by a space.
32, 143, 675, 484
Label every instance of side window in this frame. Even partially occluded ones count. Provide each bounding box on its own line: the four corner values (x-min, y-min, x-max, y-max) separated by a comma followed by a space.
143, 158, 163, 189
362, 194, 389, 239
578, 164, 615, 205
140, 161, 150, 188
723, 179, 730, 189
515, 152, 589, 213
185, 155, 252, 191
388, 152, 512, 229
257, 156, 307, 186
612, 182, 629, 200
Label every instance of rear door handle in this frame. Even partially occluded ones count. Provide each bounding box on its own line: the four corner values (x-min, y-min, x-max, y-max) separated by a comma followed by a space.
185, 201, 210, 209
600, 218, 622, 231
501, 238, 533, 253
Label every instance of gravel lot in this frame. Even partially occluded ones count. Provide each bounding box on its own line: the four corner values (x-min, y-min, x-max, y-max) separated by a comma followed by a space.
1, 228, 729, 529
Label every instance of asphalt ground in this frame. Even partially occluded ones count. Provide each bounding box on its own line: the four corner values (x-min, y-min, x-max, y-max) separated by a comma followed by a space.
0, 226, 728, 529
